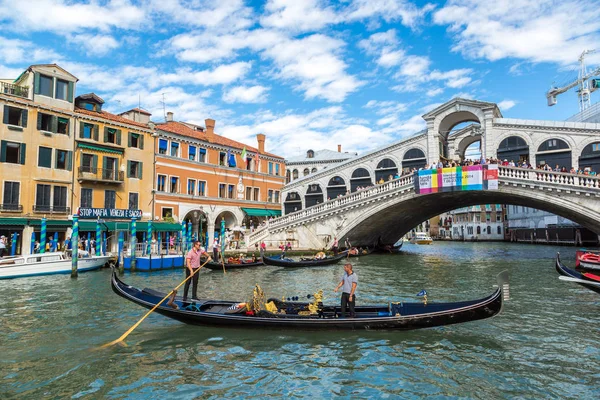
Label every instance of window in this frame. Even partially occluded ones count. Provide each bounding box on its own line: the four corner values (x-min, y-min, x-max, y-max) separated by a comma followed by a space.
102, 157, 117, 180
497, 226, 502, 235
157, 175, 166, 192
219, 152, 227, 166
38, 146, 52, 168
170, 142, 179, 157
486, 212, 491, 222
275, 163, 280, 176
128, 193, 138, 210
84, 103, 94, 111
274, 191, 280, 203
104, 190, 116, 209
253, 187, 259, 201
198, 181, 206, 196
189, 145, 196, 161
293, 169, 298, 179
36, 184, 51, 211
246, 187, 252, 200
81, 123, 95, 139
57, 117, 69, 134
187, 179, 196, 195
199, 148, 206, 162
268, 189, 273, 202
476, 226, 481, 235
162, 208, 173, 219
486, 226, 492, 235
228, 184, 234, 199
128, 161, 142, 179
303, 168, 309, 176
246, 156, 253, 170
593, 143, 600, 152
81, 188, 93, 208
82, 154, 96, 172
158, 139, 168, 154
311, 167, 317, 173
3, 105, 28, 127
55, 149, 71, 170
39, 74, 53, 97
170, 177, 179, 193
3, 181, 20, 210
1, 141, 26, 164
53, 186, 67, 211
104, 127, 119, 144
268, 162, 273, 174
128, 132, 143, 149
55, 79, 68, 101
219, 183, 226, 198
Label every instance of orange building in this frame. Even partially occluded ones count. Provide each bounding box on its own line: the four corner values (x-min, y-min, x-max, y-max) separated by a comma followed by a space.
154, 114, 285, 248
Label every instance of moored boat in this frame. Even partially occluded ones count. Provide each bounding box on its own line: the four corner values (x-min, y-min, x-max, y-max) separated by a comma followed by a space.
204, 259, 265, 270
262, 252, 348, 268
111, 269, 509, 330
556, 252, 600, 294
348, 247, 374, 257
409, 233, 433, 245
0, 251, 110, 279
575, 250, 600, 271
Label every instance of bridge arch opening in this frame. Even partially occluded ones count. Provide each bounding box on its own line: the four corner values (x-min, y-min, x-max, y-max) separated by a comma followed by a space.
311, 167, 317, 173
579, 142, 600, 173
284, 191, 302, 215
183, 209, 208, 244
497, 136, 529, 164
350, 168, 372, 191
438, 111, 481, 159
303, 168, 310, 177
292, 169, 298, 180
305, 183, 324, 207
402, 148, 426, 173
327, 176, 347, 199
213, 211, 237, 239
375, 158, 398, 182
536, 139, 571, 169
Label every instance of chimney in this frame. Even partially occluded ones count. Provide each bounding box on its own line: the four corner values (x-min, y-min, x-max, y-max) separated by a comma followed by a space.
337, 144, 341, 153
205, 118, 215, 142
257, 133, 265, 154
166, 111, 173, 122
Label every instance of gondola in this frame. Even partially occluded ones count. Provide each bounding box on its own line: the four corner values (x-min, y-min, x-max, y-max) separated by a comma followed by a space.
110, 269, 509, 331
203, 260, 265, 270
348, 247, 374, 258
262, 251, 348, 268
556, 253, 600, 294
575, 250, 600, 271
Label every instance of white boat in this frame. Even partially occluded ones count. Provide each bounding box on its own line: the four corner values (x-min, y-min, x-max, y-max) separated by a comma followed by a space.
409, 233, 433, 245
0, 251, 110, 279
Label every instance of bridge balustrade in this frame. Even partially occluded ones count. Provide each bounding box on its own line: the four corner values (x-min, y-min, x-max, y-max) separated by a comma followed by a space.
499, 166, 599, 189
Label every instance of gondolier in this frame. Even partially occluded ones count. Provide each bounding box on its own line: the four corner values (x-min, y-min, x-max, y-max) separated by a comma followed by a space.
334, 263, 358, 318
184, 241, 211, 301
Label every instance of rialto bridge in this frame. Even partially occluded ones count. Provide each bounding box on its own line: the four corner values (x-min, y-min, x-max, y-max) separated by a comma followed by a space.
248, 98, 600, 249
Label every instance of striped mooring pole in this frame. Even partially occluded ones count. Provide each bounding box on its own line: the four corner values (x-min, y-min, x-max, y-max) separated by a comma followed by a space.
130, 218, 137, 272
40, 217, 47, 254
71, 214, 79, 278
96, 219, 102, 257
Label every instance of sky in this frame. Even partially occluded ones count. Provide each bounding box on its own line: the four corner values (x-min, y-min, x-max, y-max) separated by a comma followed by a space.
1, 0, 599, 159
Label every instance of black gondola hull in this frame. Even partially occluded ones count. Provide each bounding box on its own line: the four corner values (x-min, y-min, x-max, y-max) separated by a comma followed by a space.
204, 261, 265, 270
111, 270, 508, 331
555, 253, 600, 294
262, 252, 348, 267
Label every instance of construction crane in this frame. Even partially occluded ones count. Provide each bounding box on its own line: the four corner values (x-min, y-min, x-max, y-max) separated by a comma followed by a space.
546, 49, 600, 112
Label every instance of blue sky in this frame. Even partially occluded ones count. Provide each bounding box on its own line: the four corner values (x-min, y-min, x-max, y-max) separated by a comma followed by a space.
1, 0, 599, 159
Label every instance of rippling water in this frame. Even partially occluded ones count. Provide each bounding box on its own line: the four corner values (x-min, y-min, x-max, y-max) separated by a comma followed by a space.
1, 242, 599, 399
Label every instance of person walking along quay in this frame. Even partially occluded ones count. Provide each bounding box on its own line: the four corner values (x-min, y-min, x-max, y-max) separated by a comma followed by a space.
334, 263, 358, 318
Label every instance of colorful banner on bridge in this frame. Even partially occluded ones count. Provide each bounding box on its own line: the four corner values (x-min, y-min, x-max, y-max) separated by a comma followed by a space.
414, 164, 498, 194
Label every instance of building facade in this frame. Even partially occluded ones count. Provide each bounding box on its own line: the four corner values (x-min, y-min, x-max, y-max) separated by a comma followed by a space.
285, 146, 357, 184
444, 205, 506, 241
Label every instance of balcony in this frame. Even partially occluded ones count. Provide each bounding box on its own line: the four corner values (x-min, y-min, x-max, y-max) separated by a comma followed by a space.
32, 205, 71, 214
78, 167, 124, 184
1, 82, 29, 99
0, 203, 23, 212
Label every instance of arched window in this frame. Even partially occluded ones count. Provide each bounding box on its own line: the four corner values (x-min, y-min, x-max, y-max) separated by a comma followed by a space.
579, 142, 600, 174
305, 184, 323, 207
307, 150, 314, 158
497, 226, 502, 235
327, 176, 347, 199
285, 169, 291, 183
476, 226, 481, 235
311, 167, 317, 173
292, 169, 298, 179
375, 158, 398, 182
350, 167, 372, 192
402, 148, 426, 173
536, 139, 571, 170
284, 192, 302, 215
303, 168, 310, 176
487, 226, 491, 234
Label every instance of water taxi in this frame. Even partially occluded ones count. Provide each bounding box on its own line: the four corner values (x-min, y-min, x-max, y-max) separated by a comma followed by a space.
409, 233, 433, 245
0, 251, 110, 279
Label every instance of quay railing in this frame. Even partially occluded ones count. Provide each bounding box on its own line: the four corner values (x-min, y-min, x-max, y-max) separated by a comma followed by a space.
0, 203, 23, 212
1, 82, 29, 99
78, 167, 124, 183
32, 205, 71, 214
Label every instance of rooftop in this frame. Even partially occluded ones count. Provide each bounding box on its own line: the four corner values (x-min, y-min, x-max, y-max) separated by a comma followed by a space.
286, 149, 358, 163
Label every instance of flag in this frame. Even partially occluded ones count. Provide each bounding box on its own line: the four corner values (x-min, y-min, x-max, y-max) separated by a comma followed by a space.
226, 149, 231, 167
417, 290, 427, 297
241, 146, 247, 166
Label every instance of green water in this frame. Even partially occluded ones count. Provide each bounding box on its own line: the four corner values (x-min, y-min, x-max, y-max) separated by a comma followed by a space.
1, 242, 599, 399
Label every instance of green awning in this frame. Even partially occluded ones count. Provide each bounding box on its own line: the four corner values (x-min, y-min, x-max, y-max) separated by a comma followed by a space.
28, 220, 72, 227
241, 208, 282, 217
78, 142, 124, 155
0, 218, 28, 226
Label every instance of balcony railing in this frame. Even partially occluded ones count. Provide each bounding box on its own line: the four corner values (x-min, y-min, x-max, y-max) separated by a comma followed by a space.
78, 167, 124, 183
0, 203, 23, 212
32, 205, 71, 214
1, 82, 29, 99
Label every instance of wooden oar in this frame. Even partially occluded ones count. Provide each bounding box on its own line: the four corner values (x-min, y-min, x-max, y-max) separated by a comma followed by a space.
101, 258, 211, 348
558, 276, 600, 288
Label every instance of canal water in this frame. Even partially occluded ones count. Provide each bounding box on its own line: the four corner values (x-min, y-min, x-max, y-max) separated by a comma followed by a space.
1, 242, 599, 399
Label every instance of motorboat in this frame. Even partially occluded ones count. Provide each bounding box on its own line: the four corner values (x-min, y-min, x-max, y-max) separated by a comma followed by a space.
409, 232, 433, 245
575, 250, 600, 271
0, 251, 110, 279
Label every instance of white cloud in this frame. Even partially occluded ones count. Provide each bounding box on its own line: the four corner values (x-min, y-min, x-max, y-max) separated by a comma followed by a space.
433, 0, 600, 65
498, 99, 516, 111
0, 36, 62, 64
260, 0, 338, 32
426, 88, 444, 97
344, 0, 436, 28
68, 34, 120, 56
223, 85, 269, 103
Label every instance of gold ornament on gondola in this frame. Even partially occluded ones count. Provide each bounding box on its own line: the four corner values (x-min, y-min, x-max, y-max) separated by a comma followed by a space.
298, 289, 323, 316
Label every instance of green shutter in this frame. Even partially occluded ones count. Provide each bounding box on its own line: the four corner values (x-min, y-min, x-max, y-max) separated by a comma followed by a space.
116, 129, 121, 145
19, 143, 26, 165
103, 127, 108, 142
67, 82, 74, 102
0, 141, 6, 162
34, 72, 40, 95
21, 109, 28, 127
127, 160, 131, 177
93, 124, 99, 141
128, 132, 132, 147
102, 156, 108, 172
138, 161, 143, 179
79, 122, 84, 138
139, 133, 144, 149
92, 154, 98, 171
67, 151, 72, 171
3, 106, 8, 124
37, 113, 43, 130
50, 115, 58, 133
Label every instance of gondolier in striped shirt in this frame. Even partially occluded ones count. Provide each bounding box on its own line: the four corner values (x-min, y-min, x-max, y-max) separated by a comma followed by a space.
184, 241, 211, 301
334, 263, 358, 318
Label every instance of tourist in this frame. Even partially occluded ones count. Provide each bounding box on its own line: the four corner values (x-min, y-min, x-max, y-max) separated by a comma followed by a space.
183, 240, 211, 301
260, 241, 266, 258
0, 235, 7, 257
334, 263, 358, 318
212, 237, 220, 261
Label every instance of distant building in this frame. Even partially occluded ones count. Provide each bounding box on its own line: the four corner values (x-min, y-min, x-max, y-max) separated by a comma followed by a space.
440, 205, 506, 241
285, 145, 357, 183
